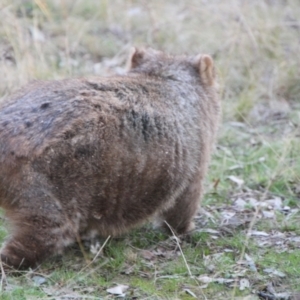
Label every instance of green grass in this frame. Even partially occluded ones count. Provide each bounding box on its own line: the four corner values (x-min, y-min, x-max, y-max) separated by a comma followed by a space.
0, 0, 300, 299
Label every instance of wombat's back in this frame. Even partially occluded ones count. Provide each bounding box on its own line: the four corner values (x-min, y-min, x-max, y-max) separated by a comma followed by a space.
0, 75, 202, 230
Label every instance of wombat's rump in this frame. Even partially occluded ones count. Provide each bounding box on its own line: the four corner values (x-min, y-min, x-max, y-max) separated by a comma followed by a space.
0, 48, 220, 269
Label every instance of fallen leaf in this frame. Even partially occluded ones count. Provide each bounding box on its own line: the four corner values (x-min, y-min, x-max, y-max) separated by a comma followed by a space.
263, 268, 286, 278
140, 250, 155, 260
29, 26, 46, 42
265, 197, 282, 210
249, 231, 269, 236
184, 288, 197, 298
239, 278, 250, 290
274, 292, 290, 299
107, 284, 129, 295
234, 198, 247, 210
197, 275, 213, 284
272, 270, 286, 278
32, 275, 47, 286
197, 275, 234, 285
228, 176, 244, 187
215, 278, 235, 284
245, 253, 257, 272
262, 210, 275, 218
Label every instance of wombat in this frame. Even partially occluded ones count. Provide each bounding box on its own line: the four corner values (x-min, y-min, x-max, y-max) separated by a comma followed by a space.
0, 47, 220, 269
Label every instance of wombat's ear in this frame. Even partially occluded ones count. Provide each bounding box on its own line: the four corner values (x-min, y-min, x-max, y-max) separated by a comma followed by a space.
127, 47, 146, 69
196, 54, 215, 86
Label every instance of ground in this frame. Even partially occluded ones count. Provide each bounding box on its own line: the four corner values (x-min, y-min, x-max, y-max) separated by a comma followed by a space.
0, 0, 300, 299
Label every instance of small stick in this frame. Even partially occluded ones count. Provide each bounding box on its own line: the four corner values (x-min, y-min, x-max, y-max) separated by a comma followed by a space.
164, 221, 193, 278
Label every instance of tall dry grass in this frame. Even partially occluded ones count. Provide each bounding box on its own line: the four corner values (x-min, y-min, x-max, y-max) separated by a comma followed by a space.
0, 0, 299, 121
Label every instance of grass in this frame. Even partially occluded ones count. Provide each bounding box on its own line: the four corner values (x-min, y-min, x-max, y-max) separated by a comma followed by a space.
0, 0, 300, 299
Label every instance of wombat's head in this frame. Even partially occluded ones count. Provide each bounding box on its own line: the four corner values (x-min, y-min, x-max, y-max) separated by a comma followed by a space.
127, 47, 218, 89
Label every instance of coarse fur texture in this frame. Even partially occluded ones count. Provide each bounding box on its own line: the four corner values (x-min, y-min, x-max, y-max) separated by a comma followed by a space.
0, 47, 221, 269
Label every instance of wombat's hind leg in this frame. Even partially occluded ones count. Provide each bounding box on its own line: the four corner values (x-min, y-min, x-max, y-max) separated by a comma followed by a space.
161, 178, 202, 235
1, 234, 51, 269
0, 214, 69, 269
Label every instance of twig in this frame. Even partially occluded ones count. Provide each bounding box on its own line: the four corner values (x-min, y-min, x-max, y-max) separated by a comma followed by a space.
164, 221, 193, 278
91, 236, 111, 263
0, 259, 7, 291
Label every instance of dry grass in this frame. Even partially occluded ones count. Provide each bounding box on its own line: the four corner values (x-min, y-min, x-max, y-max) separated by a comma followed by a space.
1, 0, 299, 110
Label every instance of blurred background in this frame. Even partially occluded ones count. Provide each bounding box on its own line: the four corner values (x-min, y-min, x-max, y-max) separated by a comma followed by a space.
0, 0, 299, 123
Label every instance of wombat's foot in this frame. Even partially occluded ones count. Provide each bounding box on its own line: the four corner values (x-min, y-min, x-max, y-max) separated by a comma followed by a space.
161, 178, 202, 235
163, 219, 195, 235
0, 215, 62, 269
183, 221, 195, 233
0, 236, 51, 269
162, 197, 198, 234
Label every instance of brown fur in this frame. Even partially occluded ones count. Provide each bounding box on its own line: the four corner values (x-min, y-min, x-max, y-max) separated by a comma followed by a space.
0, 47, 221, 269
